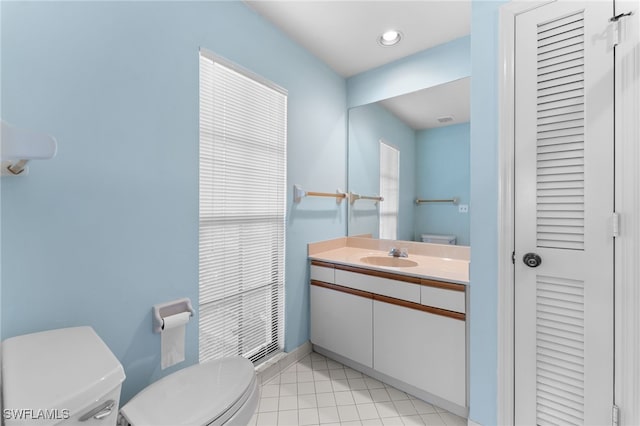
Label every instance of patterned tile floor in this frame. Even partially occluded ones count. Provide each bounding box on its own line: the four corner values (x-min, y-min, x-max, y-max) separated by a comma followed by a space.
248, 352, 467, 426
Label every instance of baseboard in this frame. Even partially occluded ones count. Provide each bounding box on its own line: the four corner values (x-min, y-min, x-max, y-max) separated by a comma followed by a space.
255, 341, 312, 384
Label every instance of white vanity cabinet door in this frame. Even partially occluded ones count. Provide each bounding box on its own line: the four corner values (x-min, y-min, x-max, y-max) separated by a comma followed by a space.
310, 284, 373, 368
373, 300, 466, 407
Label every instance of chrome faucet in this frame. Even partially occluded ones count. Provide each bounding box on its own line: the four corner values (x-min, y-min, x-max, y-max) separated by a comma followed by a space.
388, 247, 408, 258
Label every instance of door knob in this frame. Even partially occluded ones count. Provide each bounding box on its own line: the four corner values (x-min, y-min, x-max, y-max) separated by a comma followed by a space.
523, 253, 542, 268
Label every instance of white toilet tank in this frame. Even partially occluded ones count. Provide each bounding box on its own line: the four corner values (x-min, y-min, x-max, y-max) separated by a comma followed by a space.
2, 326, 126, 426
421, 233, 457, 245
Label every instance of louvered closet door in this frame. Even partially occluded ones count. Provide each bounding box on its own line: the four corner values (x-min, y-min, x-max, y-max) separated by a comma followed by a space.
514, 1, 614, 425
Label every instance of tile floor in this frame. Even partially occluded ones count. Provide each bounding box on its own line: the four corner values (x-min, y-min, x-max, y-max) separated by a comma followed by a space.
248, 352, 467, 426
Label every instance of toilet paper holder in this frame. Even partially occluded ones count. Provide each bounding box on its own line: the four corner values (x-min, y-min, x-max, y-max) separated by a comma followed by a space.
152, 298, 195, 334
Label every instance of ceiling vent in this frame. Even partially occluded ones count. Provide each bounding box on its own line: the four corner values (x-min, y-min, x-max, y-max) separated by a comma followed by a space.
437, 115, 454, 124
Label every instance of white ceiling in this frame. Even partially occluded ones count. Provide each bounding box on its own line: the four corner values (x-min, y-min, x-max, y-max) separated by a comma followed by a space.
379, 77, 470, 130
245, 1, 471, 78
245, 1, 471, 129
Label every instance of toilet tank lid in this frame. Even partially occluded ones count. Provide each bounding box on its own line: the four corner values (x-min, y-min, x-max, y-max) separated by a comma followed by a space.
120, 356, 255, 426
421, 234, 456, 239
2, 326, 125, 425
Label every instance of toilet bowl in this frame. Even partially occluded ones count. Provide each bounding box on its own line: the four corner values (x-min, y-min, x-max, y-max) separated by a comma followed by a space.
119, 356, 260, 426
1, 327, 259, 426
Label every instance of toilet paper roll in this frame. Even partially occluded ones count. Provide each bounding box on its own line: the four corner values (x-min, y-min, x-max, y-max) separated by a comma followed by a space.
160, 311, 190, 370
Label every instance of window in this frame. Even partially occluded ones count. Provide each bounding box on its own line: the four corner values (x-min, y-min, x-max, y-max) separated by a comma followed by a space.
199, 49, 286, 363
379, 140, 399, 240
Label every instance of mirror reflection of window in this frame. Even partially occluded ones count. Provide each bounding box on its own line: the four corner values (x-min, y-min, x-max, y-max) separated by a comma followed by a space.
379, 140, 399, 240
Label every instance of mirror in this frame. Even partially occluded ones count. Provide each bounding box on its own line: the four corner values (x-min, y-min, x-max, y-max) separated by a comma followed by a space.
347, 77, 470, 245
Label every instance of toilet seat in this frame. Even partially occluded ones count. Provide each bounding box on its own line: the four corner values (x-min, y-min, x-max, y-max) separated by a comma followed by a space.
120, 357, 259, 426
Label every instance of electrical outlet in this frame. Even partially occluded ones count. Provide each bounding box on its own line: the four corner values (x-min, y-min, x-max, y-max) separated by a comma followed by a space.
458, 204, 469, 213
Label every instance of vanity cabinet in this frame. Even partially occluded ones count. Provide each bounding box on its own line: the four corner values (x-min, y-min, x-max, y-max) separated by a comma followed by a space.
309, 260, 467, 411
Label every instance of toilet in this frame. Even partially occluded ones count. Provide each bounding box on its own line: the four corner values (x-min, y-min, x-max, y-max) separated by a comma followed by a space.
119, 356, 259, 426
1, 326, 259, 426
420, 233, 457, 245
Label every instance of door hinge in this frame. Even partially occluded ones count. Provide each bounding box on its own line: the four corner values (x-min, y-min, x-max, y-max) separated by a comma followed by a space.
512, 251, 515, 264
610, 12, 633, 47
612, 404, 620, 426
613, 212, 620, 238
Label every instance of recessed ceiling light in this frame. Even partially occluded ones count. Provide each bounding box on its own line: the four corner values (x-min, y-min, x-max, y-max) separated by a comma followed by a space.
379, 30, 402, 47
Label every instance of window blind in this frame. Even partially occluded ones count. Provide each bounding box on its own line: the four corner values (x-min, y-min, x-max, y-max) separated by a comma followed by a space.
199, 49, 286, 363
379, 140, 399, 240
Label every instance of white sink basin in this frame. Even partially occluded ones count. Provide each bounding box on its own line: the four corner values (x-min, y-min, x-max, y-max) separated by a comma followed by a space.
360, 256, 419, 268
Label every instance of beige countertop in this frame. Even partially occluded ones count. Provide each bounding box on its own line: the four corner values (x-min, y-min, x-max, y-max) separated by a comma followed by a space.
309, 244, 469, 285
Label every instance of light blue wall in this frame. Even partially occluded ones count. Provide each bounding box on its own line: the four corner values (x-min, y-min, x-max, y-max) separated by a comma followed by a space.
469, 1, 508, 425
347, 36, 471, 109
2, 1, 509, 421
1, 1, 346, 404
415, 123, 470, 245
348, 103, 416, 241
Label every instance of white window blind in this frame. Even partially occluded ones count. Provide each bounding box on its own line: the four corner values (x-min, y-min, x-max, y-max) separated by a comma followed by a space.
199, 49, 286, 364
379, 140, 399, 240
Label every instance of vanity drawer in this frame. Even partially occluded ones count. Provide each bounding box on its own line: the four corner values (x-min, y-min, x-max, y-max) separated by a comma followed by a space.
310, 264, 335, 283
420, 284, 466, 314
335, 268, 421, 303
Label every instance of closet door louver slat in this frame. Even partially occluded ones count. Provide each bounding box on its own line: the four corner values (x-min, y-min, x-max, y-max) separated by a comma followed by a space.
536, 274, 586, 426
536, 11, 586, 252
